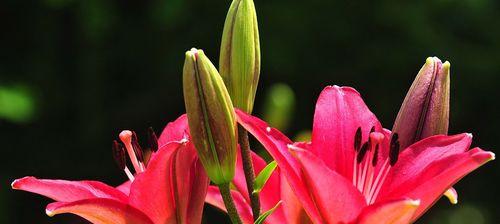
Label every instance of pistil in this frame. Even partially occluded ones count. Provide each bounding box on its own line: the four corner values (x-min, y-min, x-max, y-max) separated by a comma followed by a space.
119, 130, 145, 173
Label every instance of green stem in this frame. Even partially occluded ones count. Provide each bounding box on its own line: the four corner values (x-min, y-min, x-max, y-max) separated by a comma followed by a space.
238, 126, 261, 220
218, 183, 243, 224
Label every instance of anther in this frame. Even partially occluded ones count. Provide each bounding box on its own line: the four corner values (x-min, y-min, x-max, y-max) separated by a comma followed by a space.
357, 142, 370, 163
112, 140, 126, 170
370, 126, 375, 133
131, 131, 144, 163
147, 127, 159, 152
372, 144, 379, 166
389, 133, 400, 166
354, 127, 362, 151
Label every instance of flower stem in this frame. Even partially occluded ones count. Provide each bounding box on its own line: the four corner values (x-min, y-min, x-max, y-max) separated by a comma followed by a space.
218, 183, 243, 224
238, 126, 261, 220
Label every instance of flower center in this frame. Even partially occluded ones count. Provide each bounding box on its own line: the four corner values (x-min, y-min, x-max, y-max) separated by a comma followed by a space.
352, 127, 400, 204
112, 128, 158, 181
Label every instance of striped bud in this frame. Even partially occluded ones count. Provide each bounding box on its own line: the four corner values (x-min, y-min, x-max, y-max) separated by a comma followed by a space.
220, 0, 261, 113
392, 57, 450, 150
183, 48, 238, 185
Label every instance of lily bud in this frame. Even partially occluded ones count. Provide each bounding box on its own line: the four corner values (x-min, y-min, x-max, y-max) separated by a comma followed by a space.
392, 57, 450, 149
219, 0, 261, 113
183, 48, 238, 185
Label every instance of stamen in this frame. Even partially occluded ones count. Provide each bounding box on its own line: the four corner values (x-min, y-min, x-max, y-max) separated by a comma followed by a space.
389, 133, 400, 166
112, 140, 126, 170
354, 127, 362, 151
357, 142, 370, 163
112, 140, 135, 181
370, 126, 375, 133
372, 144, 379, 166
124, 167, 135, 181
147, 127, 159, 152
131, 131, 146, 171
368, 159, 390, 204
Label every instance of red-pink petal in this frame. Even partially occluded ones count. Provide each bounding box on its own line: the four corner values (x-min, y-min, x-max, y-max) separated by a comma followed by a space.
295, 149, 366, 223
280, 175, 312, 224
173, 143, 210, 224
398, 148, 493, 220
311, 86, 382, 179
236, 109, 323, 224
116, 181, 131, 196
205, 186, 254, 224
380, 133, 473, 198
11, 176, 128, 203
356, 198, 420, 224
128, 142, 180, 224
46, 198, 153, 224
158, 114, 189, 147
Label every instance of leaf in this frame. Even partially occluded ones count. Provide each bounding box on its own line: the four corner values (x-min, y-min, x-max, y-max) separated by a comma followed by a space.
254, 201, 282, 224
253, 161, 277, 194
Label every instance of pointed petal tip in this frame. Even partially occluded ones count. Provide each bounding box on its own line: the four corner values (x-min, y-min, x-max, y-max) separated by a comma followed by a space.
11, 179, 19, 189
471, 149, 495, 163
45, 208, 55, 217
11, 176, 34, 190
444, 188, 458, 205
407, 199, 421, 207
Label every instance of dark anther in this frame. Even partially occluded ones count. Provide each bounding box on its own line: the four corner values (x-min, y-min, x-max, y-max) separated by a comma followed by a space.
372, 144, 379, 166
354, 127, 362, 151
357, 142, 369, 163
131, 131, 144, 162
112, 140, 126, 170
147, 127, 159, 152
370, 126, 375, 133
389, 133, 400, 166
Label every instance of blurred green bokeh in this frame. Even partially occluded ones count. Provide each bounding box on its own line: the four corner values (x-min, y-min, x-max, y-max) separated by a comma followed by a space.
1, 0, 499, 223
0, 85, 35, 123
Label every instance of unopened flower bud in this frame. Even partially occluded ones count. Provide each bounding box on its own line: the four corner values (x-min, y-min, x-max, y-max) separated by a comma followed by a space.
392, 57, 450, 149
219, 0, 261, 113
183, 48, 238, 185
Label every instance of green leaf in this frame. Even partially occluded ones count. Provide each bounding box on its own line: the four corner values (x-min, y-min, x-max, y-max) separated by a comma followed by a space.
253, 161, 277, 194
254, 201, 282, 224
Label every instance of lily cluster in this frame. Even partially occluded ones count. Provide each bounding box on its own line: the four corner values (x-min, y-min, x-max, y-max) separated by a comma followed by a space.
11, 0, 494, 223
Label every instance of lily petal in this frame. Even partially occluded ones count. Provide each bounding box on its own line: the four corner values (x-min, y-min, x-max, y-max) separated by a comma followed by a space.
205, 186, 254, 224
116, 181, 131, 196
401, 148, 493, 220
128, 142, 180, 224
174, 142, 210, 224
11, 176, 128, 203
46, 198, 153, 224
311, 86, 382, 179
356, 198, 420, 224
280, 175, 312, 224
295, 149, 366, 223
236, 109, 323, 224
158, 114, 189, 147
380, 133, 473, 198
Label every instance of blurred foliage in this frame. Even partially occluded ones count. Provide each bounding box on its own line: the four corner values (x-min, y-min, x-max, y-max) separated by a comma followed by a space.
262, 83, 295, 132
1, 0, 499, 223
0, 85, 35, 123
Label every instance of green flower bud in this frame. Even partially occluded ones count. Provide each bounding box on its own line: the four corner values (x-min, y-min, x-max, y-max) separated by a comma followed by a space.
392, 57, 450, 149
183, 48, 238, 185
220, 0, 261, 113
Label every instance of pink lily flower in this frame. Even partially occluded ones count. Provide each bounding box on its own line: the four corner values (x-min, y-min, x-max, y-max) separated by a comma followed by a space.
11, 115, 209, 224
235, 85, 494, 224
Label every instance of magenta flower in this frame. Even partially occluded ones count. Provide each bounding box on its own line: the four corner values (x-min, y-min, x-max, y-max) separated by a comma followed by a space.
11, 115, 209, 224
236, 85, 494, 224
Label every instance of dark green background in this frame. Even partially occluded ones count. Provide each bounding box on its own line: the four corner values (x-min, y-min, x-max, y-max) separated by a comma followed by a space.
1, 0, 498, 223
